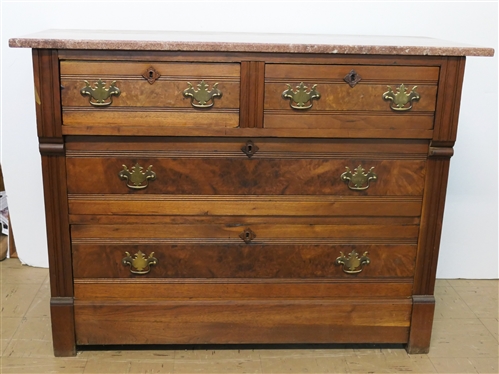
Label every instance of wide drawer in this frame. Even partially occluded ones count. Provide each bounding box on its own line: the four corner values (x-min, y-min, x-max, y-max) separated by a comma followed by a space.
74, 298, 412, 345
65, 137, 428, 196
60, 61, 240, 128
71, 222, 417, 280
264, 64, 438, 133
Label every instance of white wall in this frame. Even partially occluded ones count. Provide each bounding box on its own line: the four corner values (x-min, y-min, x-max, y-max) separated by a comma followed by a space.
1, 1, 497, 278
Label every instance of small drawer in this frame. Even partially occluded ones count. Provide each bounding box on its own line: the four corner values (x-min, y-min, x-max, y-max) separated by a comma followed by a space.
264, 64, 438, 132
60, 61, 240, 130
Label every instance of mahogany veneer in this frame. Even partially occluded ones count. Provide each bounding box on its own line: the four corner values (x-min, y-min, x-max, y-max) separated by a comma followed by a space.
10, 30, 494, 356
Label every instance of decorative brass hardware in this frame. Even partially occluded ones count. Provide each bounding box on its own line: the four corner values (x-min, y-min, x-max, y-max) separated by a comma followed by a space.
183, 80, 222, 108
80, 79, 120, 107
239, 228, 256, 243
382, 84, 420, 111
282, 82, 320, 110
119, 163, 156, 189
122, 250, 158, 275
344, 69, 362, 88
241, 140, 259, 158
341, 165, 377, 191
335, 250, 370, 274
142, 66, 161, 84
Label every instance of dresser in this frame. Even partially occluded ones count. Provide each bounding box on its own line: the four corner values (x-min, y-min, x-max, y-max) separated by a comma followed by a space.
9, 30, 494, 357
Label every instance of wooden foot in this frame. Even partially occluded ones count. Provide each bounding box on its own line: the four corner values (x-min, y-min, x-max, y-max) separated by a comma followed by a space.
50, 297, 76, 357
406, 295, 435, 354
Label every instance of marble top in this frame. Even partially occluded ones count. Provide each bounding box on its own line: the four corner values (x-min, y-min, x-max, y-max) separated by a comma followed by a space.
9, 29, 494, 57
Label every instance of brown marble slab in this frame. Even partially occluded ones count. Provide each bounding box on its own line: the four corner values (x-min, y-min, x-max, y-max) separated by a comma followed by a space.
9, 29, 494, 56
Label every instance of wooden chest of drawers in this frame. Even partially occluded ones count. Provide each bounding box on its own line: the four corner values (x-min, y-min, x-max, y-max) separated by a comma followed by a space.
9, 30, 493, 356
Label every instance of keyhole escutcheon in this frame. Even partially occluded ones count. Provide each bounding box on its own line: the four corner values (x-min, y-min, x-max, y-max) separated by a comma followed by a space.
241, 140, 259, 158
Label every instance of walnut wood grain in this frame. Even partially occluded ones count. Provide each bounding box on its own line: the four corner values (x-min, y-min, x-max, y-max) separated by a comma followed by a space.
74, 299, 411, 345
433, 57, 466, 145
61, 80, 240, 108
67, 195, 423, 217
72, 243, 416, 279
57, 49, 450, 65
39, 139, 64, 156
414, 157, 452, 296
240, 61, 264, 128
50, 297, 76, 357
407, 295, 435, 354
60, 61, 241, 77
264, 113, 434, 131
33, 50, 76, 357
265, 64, 440, 82
68, 215, 421, 225
32, 49, 62, 138
70, 223, 420, 240
63, 110, 239, 128
20, 39, 479, 355
65, 136, 429, 154
61, 124, 434, 138
74, 280, 413, 299
66, 157, 426, 196
264, 83, 437, 112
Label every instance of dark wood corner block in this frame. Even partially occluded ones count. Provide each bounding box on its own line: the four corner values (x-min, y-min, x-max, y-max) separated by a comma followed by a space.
9, 30, 494, 356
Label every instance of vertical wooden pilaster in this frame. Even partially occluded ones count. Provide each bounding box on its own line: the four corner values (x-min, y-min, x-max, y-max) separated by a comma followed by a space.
33, 49, 75, 357
408, 56, 466, 353
239, 61, 265, 128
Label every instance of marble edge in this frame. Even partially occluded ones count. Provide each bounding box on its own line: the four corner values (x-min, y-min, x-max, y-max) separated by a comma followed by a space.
8, 37, 495, 57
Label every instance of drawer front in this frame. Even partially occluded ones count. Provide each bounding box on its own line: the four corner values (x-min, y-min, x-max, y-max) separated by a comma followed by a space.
74, 299, 411, 345
60, 61, 240, 128
65, 137, 428, 197
71, 222, 417, 280
264, 64, 438, 132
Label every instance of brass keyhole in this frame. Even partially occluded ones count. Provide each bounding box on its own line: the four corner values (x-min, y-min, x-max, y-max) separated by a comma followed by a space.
149, 71, 154, 78
350, 73, 356, 82
247, 144, 252, 152
245, 232, 250, 239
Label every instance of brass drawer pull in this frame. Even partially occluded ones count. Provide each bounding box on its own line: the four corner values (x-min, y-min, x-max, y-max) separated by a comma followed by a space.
122, 250, 157, 275
119, 163, 156, 190
382, 84, 420, 111
239, 228, 256, 243
341, 165, 377, 191
183, 80, 222, 108
335, 250, 370, 274
282, 82, 320, 110
80, 79, 120, 107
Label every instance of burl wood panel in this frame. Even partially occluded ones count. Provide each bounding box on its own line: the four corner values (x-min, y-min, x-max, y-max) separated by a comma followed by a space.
74, 281, 414, 300
74, 299, 411, 345
72, 243, 416, 279
66, 157, 426, 196
61, 80, 239, 108
265, 83, 437, 112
